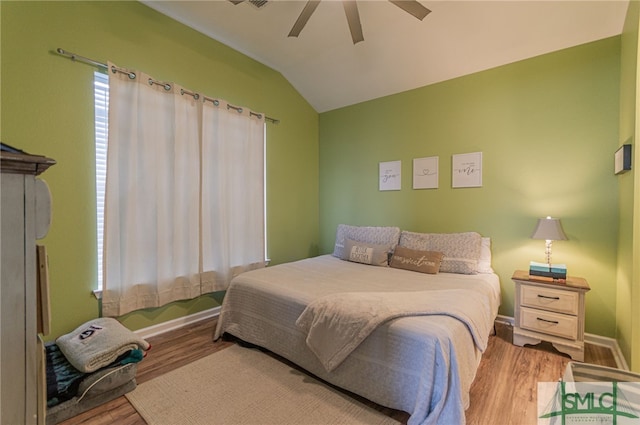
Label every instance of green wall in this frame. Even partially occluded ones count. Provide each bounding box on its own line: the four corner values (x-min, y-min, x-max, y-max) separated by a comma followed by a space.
617, 0, 639, 370
319, 37, 621, 338
0, 0, 631, 351
0, 1, 319, 338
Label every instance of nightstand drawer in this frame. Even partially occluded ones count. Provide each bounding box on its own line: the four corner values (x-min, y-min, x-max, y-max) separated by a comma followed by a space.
520, 285, 578, 315
520, 307, 578, 340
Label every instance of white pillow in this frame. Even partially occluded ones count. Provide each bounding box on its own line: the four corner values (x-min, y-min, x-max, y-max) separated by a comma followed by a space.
477, 237, 493, 273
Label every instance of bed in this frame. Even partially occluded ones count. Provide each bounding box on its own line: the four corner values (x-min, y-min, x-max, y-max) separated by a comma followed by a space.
214, 226, 501, 425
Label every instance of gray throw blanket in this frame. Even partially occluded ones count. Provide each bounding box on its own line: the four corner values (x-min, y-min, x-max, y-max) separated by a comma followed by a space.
296, 289, 492, 372
56, 317, 150, 373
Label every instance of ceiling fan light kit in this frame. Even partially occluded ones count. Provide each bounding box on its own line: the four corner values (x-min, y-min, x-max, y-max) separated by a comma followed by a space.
230, 0, 431, 44
229, 0, 269, 9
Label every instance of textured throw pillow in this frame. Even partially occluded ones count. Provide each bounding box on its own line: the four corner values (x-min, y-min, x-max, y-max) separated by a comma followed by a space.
342, 238, 391, 266
399, 231, 482, 274
429, 232, 481, 274
333, 224, 401, 259
389, 246, 444, 274
398, 231, 430, 251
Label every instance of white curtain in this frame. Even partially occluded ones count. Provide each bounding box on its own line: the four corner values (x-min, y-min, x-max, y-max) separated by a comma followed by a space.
201, 100, 266, 293
102, 63, 265, 317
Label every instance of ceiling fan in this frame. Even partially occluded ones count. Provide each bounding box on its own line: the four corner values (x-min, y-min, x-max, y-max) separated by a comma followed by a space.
229, 0, 431, 45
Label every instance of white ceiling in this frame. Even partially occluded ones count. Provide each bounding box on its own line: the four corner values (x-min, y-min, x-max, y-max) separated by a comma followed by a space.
142, 0, 629, 113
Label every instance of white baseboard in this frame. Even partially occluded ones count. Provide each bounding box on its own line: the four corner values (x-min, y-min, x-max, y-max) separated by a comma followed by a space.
584, 333, 629, 370
495, 315, 628, 370
496, 314, 514, 327
134, 306, 221, 340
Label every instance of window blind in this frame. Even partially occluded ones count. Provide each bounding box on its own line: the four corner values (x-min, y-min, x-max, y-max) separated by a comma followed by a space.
94, 71, 109, 291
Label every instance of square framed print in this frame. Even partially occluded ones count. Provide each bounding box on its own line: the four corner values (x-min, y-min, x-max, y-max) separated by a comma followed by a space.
379, 160, 401, 191
452, 152, 482, 188
413, 156, 438, 189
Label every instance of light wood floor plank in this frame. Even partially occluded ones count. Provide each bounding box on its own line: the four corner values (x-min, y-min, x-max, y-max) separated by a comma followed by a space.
56, 319, 618, 425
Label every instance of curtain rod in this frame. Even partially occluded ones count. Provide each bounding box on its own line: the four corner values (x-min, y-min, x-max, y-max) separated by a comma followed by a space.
55, 48, 280, 124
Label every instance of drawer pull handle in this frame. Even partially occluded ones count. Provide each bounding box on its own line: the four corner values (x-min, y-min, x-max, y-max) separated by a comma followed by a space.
537, 317, 559, 325
537, 295, 560, 300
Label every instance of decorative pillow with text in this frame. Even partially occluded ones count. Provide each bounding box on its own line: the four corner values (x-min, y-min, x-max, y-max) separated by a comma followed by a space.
389, 246, 444, 274
342, 238, 391, 266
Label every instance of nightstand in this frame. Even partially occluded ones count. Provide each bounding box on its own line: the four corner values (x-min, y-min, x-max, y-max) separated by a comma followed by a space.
512, 270, 590, 361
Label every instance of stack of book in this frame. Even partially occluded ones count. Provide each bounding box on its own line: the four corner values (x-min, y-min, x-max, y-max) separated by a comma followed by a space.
529, 261, 567, 280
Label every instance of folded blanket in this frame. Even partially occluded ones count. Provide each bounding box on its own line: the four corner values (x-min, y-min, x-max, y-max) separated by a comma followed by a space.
46, 342, 86, 407
45, 341, 145, 407
56, 318, 150, 373
296, 289, 492, 372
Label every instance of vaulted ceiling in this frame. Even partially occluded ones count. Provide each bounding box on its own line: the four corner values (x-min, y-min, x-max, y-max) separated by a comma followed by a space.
142, 0, 629, 113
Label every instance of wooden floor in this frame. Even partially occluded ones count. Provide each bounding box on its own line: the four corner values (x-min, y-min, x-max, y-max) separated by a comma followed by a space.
59, 319, 617, 425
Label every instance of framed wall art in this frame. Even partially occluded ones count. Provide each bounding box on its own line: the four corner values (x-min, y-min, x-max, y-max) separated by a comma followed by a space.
413, 156, 438, 189
452, 152, 482, 188
379, 160, 401, 191
614, 144, 631, 175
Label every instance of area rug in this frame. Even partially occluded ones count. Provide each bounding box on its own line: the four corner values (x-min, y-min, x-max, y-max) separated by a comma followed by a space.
126, 344, 401, 425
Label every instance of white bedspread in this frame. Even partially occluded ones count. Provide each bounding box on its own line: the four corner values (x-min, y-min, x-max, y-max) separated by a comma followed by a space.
214, 255, 500, 425
296, 289, 492, 372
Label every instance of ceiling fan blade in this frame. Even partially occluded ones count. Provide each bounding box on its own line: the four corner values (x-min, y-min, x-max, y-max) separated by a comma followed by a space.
343, 1, 364, 44
288, 0, 321, 37
388, 0, 431, 21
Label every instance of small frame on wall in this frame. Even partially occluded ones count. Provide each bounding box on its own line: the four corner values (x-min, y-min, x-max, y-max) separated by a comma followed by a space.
413, 156, 438, 189
379, 160, 401, 191
452, 152, 482, 188
614, 144, 632, 175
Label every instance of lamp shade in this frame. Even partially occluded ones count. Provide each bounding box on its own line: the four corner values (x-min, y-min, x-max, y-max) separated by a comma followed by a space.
531, 217, 568, 241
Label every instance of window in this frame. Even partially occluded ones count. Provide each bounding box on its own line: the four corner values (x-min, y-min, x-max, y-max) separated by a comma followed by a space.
94, 71, 109, 291
93, 72, 268, 293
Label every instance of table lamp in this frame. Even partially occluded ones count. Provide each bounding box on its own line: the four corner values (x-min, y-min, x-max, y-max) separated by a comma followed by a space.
531, 216, 567, 265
